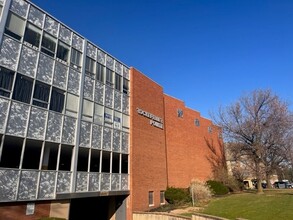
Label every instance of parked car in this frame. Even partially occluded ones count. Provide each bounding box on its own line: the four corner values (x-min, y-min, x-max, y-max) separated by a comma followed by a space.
273, 181, 292, 189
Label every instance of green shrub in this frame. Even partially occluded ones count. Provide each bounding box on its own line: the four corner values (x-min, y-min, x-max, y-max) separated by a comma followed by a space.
206, 180, 229, 195
165, 187, 190, 204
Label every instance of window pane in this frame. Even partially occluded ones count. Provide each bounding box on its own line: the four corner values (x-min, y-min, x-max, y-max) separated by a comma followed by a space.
106, 68, 113, 86
41, 33, 56, 57
5, 12, 25, 40
115, 74, 121, 91
0, 66, 14, 97
82, 99, 93, 117
22, 139, 42, 169
59, 145, 73, 171
50, 88, 65, 113
57, 41, 70, 63
86, 57, 95, 73
96, 63, 104, 82
23, 23, 41, 48
12, 74, 33, 103
66, 93, 79, 112
0, 135, 23, 168
123, 79, 129, 94
90, 150, 100, 172
149, 191, 154, 206
71, 48, 81, 67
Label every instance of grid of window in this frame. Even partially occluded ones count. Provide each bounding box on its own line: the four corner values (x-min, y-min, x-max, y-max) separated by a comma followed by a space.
0, 0, 131, 201
160, 191, 165, 204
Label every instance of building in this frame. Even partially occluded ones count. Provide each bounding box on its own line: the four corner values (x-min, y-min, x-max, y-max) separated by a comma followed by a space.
0, 0, 223, 220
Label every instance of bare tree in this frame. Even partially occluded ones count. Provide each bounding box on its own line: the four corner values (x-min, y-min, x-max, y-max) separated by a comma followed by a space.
213, 89, 293, 193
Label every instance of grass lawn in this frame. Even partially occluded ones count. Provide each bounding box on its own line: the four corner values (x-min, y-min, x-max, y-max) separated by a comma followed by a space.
200, 189, 293, 220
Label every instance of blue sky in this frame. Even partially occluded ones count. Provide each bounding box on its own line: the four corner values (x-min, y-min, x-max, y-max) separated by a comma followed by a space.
30, 0, 293, 118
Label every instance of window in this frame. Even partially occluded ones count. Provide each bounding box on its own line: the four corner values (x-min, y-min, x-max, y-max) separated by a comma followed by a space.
148, 191, 154, 206
104, 108, 113, 123
71, 48, 82, 67
160, 191, 165, 204
106, 68, 113, 86
41, 33, 56, 57
121, 154, 128, 174
94, 103, 104, 125
77, 147, 89, 171
82, 99, 94, 118
22, 139, 42, 169
195, 119, 200, 126
50, 88, 65, 113
123, 79, 129, 94
85, 57, 95, 74
208, 126, 213, 133
0, 136, 23, 168
102, 151, 110, 173
90, 150, 100, 172
23, 23, 41, 48
112, 153, 120, 173
177, 109, 183, 118
12, 74, 33, 104
59, 145, 73, 171
115, 73, 121, 91
57, 41, 70, 63
5, 12, 25, 40
96, 63, 105, 83
0, 67, 14, 97
42, 143, 59, 170
66, 93, 79, 113
122, 114, 129, 129
33, 81, 50, 108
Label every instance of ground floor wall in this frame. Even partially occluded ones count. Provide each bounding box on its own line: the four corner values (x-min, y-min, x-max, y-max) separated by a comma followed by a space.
0, 195, 127, 220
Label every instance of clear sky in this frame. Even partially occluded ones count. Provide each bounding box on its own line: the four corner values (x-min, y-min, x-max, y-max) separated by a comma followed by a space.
30, 0, 293, 119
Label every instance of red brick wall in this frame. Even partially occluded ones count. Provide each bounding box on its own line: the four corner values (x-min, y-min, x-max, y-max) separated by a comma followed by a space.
129, 68, 168, 215
164, 94, 221, 188
0, 201, 50, 220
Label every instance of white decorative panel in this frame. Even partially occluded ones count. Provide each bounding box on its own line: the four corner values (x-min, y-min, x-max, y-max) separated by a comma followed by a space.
53, 61, 68, 90
44, 16, 58, 37
76, 172, 88, 192
115, 62, 122, 75
94, 82, 104, 104
0, 169, 19, 201
105, 86, 113, 108
62, 116, 76, 144
97, 50, 105, 65
10, 0, 29, 18
6, 102, 29, 137
46, 112, 62, 142
86, 42, 96, 60
121, 174, 128, 190
123, 66, 129, 79
27, 107, 47, 140
112, 130, 121, 152
114, 91, 122, 111
0, 98, 9, 133
122, 94, 129, 115
121, 132, 129, 154
79, 121, 91, 148
56, 171, 71, 193
37, 53, 54, 84
72, 33, 83, 51
0, 0, 4, 6
83, 75, 94, 100
111, 174, 120, 191
106, 56, 114, 71
0, 36, 21, 71
89, 173, 100, 191
102, 127, 112, 151
92, 124, 102, 149
18, 45, 38, 78
67, 68, 80, 95
28, 6, 44, 28
100, 173, 110, 191
59, 25, 71, 45
18, 170, 38, 200
38, 171, 56, 199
